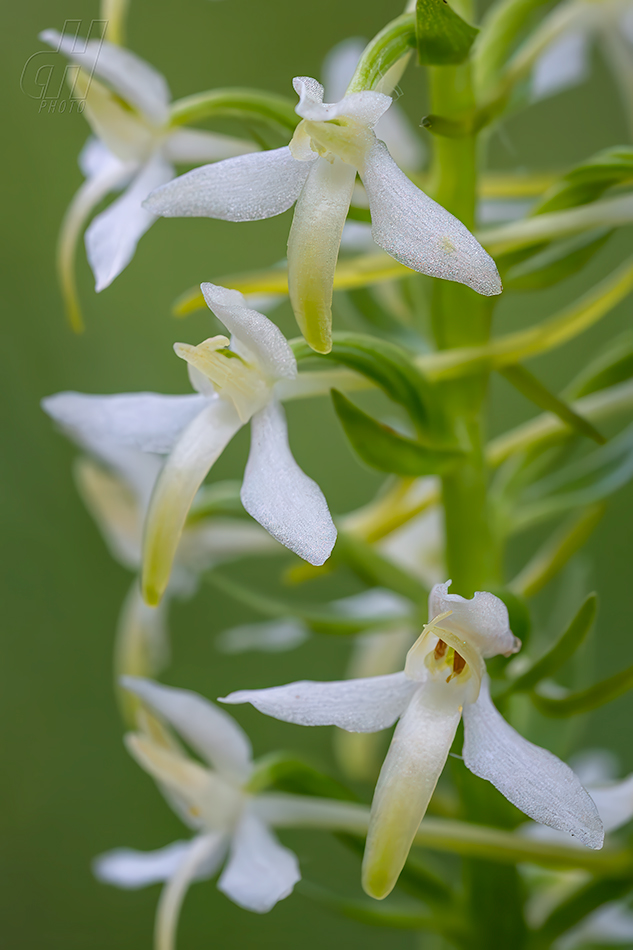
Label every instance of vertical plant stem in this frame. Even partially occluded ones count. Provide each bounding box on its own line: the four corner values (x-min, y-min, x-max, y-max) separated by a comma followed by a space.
427, 61, 501, 596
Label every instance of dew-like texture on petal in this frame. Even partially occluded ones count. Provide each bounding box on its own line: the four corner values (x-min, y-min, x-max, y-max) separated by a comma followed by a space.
39, 30, 171, 124
428, 581, 519, 658
293, 75, 391, 127
240, 401, 337, 565
121, 677, 253, 782
532, 30, 590, 100
220, 671, 416, 731
462, 677, 604, 849
86, 153, 174, 291
361, 140, 502, 296
288, 156, 356, 353
155, 834, 227, 950
217, 811, 300, 913
362, 681, 461, 899
200, 283, 296, 380
588, 775, 633, 834
42, 391, 210, 454
164, 128, 255, 163
217, 618, 310, 655
93, 840, 210, 888
143, 147, 312, 221
142, 399, 242, 604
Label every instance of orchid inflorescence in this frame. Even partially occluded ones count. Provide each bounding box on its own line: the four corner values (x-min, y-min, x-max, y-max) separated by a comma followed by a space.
38, 0, 633, 948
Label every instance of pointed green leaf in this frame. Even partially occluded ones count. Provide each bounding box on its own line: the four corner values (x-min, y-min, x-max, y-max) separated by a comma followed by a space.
503, 228, 613, 291
331, 390, 463, 477
293, 332, 433, 431
416, 0, 479, 65
532, 663, 633, 718
533, 146, 633, 216
499, 364, 606, 444
507, 594, 597, 695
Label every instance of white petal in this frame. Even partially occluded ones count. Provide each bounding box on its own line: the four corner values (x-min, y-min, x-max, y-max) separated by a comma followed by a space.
121, 677, 253, 782
428, 581, 520, 658
288, 156, 356, 353
155, 834, 227, 950
79, 137, 126, 179
220, 670, 416, 731
361, 139, 502, 296
217, 618, 310, 654
39, 30, 171, 124
141, 399, 242, 604
293, 76, 391, 127
362, 680, 462, 899
93, 839, 215, 889
86, 153, 174, 291
532, 30, 591, 100
143, 146, 312, 221
42, 391, 209, 454
588, 775, 633, 834
333, 588, 412, 619
462, 677, 604, 848
241, 401, 337, 565
218, 811, 300, 913
164, 128, 256, 163
200, 283, 296, 380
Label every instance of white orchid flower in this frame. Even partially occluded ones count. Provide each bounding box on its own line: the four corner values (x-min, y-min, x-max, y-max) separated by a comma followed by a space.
144, 77, 502, 354
97, 678, 367, 950
525, 0, 633, 131
39, 29, 255, 326
43, 283, 337, 607
221, 581, 604, 899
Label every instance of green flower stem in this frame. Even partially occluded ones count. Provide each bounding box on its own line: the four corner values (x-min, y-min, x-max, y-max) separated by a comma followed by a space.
345, 13, 417, 93
169, 89, 300, 132
427, 61, 500, 596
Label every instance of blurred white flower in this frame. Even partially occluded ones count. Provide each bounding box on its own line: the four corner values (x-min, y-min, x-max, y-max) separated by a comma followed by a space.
222, 582, 603, 899
97, 678, 366, 949
43, 284, 337, 608
144, 77, 502, 353
40, 28, 255, 322
527, 0, 633, 132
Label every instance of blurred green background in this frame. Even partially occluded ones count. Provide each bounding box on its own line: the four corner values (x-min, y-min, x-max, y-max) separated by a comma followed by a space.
2, 0, 633, 947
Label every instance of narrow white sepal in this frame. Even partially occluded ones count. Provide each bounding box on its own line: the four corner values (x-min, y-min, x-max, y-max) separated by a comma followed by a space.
143, 147, 313, 221
462, 677, 604, 849
220, 671, 417, 731
217, 811, 300, 913
93, 840, 204, 889
241, 400, 337, 565
361, 139, 502, 297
